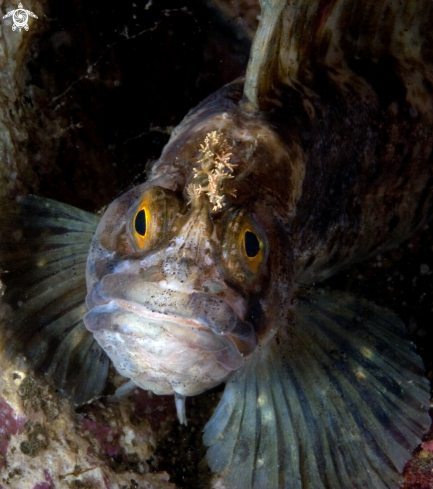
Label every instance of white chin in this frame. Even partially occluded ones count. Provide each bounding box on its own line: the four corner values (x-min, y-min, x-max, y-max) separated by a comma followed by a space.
83, 300, 243, 396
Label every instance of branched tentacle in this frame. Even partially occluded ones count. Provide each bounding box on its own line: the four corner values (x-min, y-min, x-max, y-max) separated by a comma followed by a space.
189, 131, 237, 210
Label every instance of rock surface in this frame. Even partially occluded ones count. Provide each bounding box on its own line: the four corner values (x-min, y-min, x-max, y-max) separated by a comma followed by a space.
0, 365, 177, 489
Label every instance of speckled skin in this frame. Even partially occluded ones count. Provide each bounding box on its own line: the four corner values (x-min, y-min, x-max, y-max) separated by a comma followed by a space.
84, 107, 295, 393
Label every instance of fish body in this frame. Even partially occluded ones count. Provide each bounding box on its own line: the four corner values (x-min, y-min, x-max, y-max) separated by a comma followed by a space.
1, 1, 432, 488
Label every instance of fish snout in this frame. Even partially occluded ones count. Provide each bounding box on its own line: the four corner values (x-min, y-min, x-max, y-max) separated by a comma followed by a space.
82, 269, 258, 396
82, 299, 244, 396
161, 255, 211, 289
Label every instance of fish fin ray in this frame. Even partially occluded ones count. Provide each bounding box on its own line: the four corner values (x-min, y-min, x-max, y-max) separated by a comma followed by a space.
204, 288, 430, 489
204, 366, 249, 478
0, 196, 108, 405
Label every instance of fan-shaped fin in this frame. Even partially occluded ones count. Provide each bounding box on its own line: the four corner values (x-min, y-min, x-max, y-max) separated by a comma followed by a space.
204, 288, 430, 489
243, 0, 433, 111
0, 196, 108, 405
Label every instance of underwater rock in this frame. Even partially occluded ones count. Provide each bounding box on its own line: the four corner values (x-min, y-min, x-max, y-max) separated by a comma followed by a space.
0, 0, 46, 199
0, 365, 178, 488
0, 0, 252, 211
403, 439, 433, 489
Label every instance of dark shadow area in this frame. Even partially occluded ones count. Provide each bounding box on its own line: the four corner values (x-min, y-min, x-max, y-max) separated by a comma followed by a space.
24, 0, 251, 210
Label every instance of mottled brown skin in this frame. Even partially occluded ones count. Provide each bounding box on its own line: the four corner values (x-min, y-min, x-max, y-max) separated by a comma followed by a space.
288, 70, 433, 283
143, 81, 301, 347
151, 68, 433, 289
248, 0, 433, 283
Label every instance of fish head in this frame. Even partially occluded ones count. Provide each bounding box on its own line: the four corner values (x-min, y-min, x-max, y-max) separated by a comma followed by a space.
84, 121, 294, 397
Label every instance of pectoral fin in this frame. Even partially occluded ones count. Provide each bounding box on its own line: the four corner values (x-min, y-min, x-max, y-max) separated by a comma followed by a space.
204, 288, 430, 489
0, 196, 108, 405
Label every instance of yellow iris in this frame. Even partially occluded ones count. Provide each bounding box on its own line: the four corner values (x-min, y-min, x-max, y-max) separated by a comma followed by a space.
128, 187, 180, 253
240, 225, 264, 274
133, 206, 148, 249
221, 210, 268, 285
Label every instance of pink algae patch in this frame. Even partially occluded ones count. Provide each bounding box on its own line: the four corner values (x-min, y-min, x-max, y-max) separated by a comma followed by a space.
0, 396, 26, 468
81, 417, 121, 457
132, 389, 175, 432
422, 440, 433, 452
32, 469, 55, 489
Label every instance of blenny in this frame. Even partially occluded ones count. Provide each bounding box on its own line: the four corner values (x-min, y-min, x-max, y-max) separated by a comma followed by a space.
1, 0, 432, 488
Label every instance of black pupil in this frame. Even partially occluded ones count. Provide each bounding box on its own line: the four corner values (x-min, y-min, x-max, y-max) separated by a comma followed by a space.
135, 209, 146, 236
245, 231, 260, 257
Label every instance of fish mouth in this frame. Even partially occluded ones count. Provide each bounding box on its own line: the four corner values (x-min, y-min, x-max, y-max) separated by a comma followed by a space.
83, 274, 256, 396
89, 297, 209, 330
84, 298, 248, 369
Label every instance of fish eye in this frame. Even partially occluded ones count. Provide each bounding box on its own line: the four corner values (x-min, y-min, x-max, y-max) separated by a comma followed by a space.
134, 209, 146, 237
131, 202, 150, 250
244, 230, 260, 257
127, 187, 180, 253
240, 223, 265, 274
221, 210, 268, 284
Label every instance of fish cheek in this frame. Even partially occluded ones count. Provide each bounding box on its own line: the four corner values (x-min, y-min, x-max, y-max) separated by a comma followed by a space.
86, 184, 160, 291
96, 184, 148, 254
256, 217, 294, 345
220, 205, 294, 346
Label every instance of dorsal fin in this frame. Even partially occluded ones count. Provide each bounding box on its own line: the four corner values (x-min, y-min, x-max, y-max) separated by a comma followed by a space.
242, 0, 286, 111
243, 0, 433, 112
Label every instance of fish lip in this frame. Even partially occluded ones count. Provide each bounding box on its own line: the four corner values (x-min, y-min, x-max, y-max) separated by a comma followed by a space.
83, 298, 251, 372
88, 297, 211, 331
85, 285, 110, 310
86, 274, 257, 356
86, 285, 257, 357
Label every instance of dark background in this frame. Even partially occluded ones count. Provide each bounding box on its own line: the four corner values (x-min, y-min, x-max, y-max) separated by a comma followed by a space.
23, 0, 252, 210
